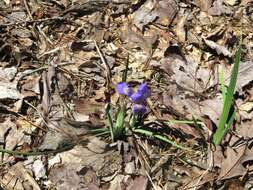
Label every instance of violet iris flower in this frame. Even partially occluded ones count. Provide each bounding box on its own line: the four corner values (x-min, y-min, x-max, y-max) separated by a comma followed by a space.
130, 83, 150, 104
116, 82, 132, 97
116, 82, 150, 115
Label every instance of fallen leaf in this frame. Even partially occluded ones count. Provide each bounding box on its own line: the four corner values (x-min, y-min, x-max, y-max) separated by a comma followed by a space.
0, 162, 41, 190
132, 0, 178, 31
0, 81, 21, 100
174, 13, 187, 42
218, 146, 246, 180
204, 39, 232, 57
127, 176, 148, 190
194, 0, 213, 11
225, 61, 253, 92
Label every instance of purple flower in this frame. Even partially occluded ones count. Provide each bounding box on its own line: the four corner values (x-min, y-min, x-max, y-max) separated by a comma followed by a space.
133, 104, 147, 115
131, 92, 144, 103
131, 83, 150, 103
116, 82, 132, 97
137, 83, 150, 99
115, 82, 150, 115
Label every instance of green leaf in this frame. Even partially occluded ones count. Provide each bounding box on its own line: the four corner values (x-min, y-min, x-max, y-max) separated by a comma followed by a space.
114, 105, 126, 139
213, 45, 241, 144
133, 128, 191, 151
105, 103, 115, 141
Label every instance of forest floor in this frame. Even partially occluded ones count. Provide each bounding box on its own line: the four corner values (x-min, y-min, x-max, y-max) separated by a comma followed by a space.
0, 0, 253, 189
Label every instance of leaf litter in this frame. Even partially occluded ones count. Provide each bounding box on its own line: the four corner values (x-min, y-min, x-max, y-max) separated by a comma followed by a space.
0, 0, 253, 189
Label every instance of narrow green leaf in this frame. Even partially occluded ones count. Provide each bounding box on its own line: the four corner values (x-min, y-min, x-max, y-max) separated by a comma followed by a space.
213, 45, 241, 144
105, 103, 114, 141
133, 128, 191, 151
219, 66, 226, 103
122, 54, 129, 82
114, 105, 126, 139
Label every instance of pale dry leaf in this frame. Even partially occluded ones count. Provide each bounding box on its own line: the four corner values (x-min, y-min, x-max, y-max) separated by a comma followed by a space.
0, 66, 17, 81
108, 174, 128, 190
132, 6, 157, 31
204, 39, 232, 57
2, 117, 31, 154
161, 50, 214, 93
224, 0, 239, 6
218, 146, 246, 180
127, 176, 148, 190
132, 0, 178, 30
0, 81, 21, 99
32, 159, 46, 180
49, 164, 87, 190
239, 101, 253, 112
236, 120, 253, 138
174, 13, 187, 42
194, 0, 213, 11
225, 61, 253, 92
0, 162, 41, 190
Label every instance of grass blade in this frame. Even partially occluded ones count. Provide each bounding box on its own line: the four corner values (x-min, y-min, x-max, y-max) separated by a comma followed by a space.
219, 66, 226, 102
213, 45, 241, 144
105, 103, 115, 142
133, 128, 191, 151
114, 105, 126, 139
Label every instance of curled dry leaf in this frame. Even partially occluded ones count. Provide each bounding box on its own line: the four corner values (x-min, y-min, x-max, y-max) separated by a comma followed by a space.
204, 39, 232, 57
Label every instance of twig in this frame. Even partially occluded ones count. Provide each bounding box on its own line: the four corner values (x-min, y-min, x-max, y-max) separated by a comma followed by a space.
93, 40, 112, 86
23, 100, 49, 129
193, 150, 213, 190
145, 170, 159, 190
0, 17, 65, 27
23, 0, 53, 45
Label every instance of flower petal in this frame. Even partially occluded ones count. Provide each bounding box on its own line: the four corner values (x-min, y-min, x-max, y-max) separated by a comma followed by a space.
133, 104, 147, 115
116, 82, 132, 96
131, 92, 144, 103
137, 83, 150, 99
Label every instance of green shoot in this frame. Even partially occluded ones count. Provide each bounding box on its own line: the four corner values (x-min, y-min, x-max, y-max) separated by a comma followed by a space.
114, 104, 126, 139
106, 103, 115, 141
219, 66, 227, 102
213, 45, 241, 144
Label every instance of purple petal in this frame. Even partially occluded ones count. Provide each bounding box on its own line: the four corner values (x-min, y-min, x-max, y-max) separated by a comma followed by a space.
131, 92, 144, 104
137, 83, 150, 99
116, 82, 132, 96
133, 104, 147, 115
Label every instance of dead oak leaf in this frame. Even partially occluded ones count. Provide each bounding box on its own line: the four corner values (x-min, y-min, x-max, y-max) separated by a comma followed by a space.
218, 145, 247, 180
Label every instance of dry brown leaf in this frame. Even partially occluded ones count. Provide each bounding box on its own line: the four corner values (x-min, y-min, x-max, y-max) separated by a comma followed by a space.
218, 146, 247, 180
132, 0, 178, 30
127, 176, 148, 190
236, 120, 253, 138
174, 13, 187, 42
49, 164, 88, 190
225, 61, 253, 92
0, 162, 41, 190
204, 39, 232, 57
194, 0, 213, 11
74, 98, 104, 116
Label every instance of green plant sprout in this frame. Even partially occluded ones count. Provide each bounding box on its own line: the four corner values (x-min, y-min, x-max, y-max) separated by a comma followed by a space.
213, 45, 241, 144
